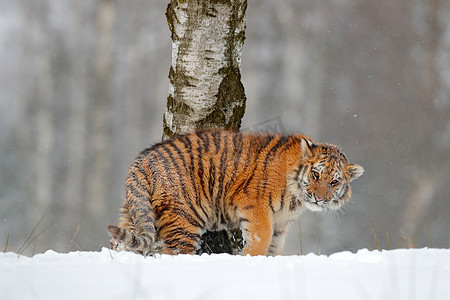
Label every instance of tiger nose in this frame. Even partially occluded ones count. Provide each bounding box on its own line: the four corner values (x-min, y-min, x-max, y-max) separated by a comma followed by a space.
314, 194, 324, 202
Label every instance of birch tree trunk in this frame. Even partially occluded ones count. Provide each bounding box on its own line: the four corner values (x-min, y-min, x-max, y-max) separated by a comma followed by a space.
163, 0, 247, 254
163, 0, 247, 139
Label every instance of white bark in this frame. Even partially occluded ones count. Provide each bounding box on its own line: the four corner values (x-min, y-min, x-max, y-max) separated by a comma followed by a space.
163, 0, 247, 138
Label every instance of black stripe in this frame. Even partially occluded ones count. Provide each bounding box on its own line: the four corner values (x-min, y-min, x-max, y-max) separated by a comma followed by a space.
212, 130, 221, 153
259, 176, 269, 200
279, 188, 286, 211
196, 139, 209, 201
341, 184, 349, 198
217, 136, 229, 223
242, 172, 255, 194
145, 155, 159, 199
209, 157, 216, 197
141, 237, 149, 248
241, 145, 253, 175
232, 133, 244, 173
296, 165, 306, 179
196, 151, 210, 214
219, 211, 227, 225
268, 194, 275, 213
301, 165, 309, 179
198, 131, 210, 153
217, 136, 228, 204
178, 136, 200, 197
129, 207, 137, 222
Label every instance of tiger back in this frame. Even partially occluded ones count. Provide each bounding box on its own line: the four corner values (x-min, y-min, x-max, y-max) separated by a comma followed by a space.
107, 130, 364, 256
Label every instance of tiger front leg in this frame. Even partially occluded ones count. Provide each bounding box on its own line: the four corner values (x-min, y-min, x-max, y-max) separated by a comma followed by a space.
238, 209, 273, 256
267, 222, 290, 256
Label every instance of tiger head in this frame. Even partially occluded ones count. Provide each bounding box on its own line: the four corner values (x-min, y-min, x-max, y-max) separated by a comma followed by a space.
290, 139, 364, 212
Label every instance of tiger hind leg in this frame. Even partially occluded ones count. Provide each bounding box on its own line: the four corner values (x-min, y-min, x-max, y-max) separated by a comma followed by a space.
107, 225, 158, 256
157, 216, 204, 255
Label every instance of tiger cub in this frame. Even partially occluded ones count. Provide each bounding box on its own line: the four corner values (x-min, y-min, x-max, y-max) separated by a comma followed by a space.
107, 130, 363, 256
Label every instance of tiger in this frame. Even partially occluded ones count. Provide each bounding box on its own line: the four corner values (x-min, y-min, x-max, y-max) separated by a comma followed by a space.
107, 130, 364, 256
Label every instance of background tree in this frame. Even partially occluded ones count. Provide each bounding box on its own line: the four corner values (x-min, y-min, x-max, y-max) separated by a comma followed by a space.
163, 0, 247, 254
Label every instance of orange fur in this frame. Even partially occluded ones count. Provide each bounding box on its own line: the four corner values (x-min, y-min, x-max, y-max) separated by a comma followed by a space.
107, 130, 363, 256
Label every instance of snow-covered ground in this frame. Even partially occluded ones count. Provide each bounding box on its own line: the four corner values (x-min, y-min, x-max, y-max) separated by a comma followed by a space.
1, 248, 449, 300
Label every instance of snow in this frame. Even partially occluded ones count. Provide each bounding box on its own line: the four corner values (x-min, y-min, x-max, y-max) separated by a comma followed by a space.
1, 248, 449, 300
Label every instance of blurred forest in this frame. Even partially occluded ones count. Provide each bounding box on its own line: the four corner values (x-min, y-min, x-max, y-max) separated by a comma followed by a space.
1, 0, 449, 256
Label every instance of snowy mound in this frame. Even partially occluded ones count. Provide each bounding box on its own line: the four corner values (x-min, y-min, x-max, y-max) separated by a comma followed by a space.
1, 248, 449, 300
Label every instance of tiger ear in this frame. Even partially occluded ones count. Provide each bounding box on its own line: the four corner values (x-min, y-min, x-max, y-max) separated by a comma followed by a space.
347, 164, 364, 181
300, 139, 315, 158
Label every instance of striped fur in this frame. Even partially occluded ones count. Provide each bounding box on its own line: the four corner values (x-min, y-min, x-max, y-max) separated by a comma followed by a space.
107, 130, 363, 256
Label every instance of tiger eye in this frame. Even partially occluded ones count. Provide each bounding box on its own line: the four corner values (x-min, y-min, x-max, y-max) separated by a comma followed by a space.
311, 171, 320, 180
330, 179, 340, 186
